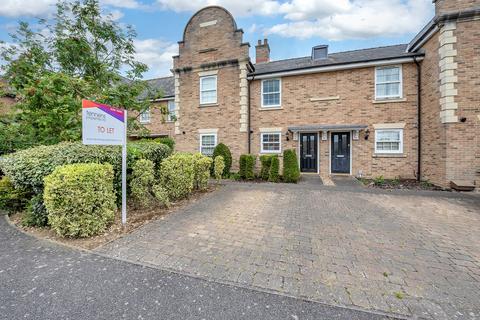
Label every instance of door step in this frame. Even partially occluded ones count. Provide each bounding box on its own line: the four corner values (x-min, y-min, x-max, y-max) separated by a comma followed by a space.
450, 180, 476, 191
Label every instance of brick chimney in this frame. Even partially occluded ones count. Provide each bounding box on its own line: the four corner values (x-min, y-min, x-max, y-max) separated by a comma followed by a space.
255, 39, 270, 64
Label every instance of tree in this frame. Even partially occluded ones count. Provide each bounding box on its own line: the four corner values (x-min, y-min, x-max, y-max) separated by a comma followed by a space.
0, 0, 160, 154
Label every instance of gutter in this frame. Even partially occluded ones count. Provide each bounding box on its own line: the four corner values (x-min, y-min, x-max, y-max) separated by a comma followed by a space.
414, 56, 422, 181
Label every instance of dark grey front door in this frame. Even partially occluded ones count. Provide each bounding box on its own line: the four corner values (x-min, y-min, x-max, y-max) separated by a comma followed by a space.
300, 133, 317, 172
331, 132, 350, 174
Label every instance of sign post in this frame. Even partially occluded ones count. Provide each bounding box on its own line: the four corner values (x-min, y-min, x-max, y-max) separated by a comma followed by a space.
82, 100, 128, 224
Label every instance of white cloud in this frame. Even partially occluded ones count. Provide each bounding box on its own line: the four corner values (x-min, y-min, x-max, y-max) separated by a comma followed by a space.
101, 0, 142, 9
278, 0, 351, 21
134, 39, 177, 77
0, 0, 56, 17
267, 0, 433, 40
155, 0, 280, 17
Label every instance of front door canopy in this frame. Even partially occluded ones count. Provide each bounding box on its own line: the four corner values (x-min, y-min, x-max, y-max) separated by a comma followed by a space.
288, 124, 367, 132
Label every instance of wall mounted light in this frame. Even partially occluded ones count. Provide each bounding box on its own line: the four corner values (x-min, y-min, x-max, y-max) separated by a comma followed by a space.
285, 131, 290, 141
364, 129, 370, 140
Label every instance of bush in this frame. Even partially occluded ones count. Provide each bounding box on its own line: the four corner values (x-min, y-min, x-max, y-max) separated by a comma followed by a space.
43, 163, 116, 237
212, 143, 232, 176
268, 156, 280, 182
22, 193, 48, 227
0, 176, 30, 214
130, 159, 155, 208
283, 149, 300, 183
155, 137, 175, 151
193, 153, 213, 190
259, 155, 273, 181
152, 184, 170, 208
214, 156, 225, 182
159, 153, 195, 200
239, 154, 256, 180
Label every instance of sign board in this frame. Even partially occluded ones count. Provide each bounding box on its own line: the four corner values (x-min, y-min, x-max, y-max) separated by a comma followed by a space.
82, 100, 125, 145
82, 99, 128, 225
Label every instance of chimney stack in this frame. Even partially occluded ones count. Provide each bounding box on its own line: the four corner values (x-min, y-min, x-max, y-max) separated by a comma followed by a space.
255, 39, 270, 64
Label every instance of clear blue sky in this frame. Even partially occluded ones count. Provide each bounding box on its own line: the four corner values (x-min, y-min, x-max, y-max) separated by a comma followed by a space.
0, 0, 435, 78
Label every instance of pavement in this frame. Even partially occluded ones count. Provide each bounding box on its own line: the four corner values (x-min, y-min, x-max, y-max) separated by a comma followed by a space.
98, 182, 480, 320
0, 215, 398, 320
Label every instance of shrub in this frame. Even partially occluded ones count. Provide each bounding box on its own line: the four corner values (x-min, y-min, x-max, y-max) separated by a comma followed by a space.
155, 137, 175, 151
214, 156, 225, 183
152, 184, 170, 208
374, 175, 385, 186
283, 149, 300, 183
259, 155, 273, 181
130, 159, 155, 208
0, 176, 30, 214
159, 153, 195, 200
43, 163, 116, 237
193, 153, 213, 190
268, 156, 280, 182
212, 143, 232, 176
240, 154, 256, 180
22, 193, 48, 227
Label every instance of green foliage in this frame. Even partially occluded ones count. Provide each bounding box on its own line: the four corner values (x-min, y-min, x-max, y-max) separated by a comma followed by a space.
152, 184, 170, 208
128, 141, 172, 172
283, 149, 300, 183
159, 153, 195, 200
374, 175, 385, 186
268, 156, 280, 182
22, 193, 48, 227
259, 155, 274, 181
212, 143, 232, 176
0, 0, 162, 153
193, 153, 213, 190
155, 137, 175, 151
43, 163, 116, 237
239, 154, 256, 180
230, 172, 241, 181
214, 156, 225, 183
0, 176, 30, 214
130, 159, 155, 208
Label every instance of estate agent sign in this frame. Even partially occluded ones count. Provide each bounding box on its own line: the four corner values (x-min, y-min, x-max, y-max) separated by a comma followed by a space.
82, 99, 128, 224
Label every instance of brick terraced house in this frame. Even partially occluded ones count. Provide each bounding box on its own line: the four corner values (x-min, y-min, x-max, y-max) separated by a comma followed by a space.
139, 0, 480, 190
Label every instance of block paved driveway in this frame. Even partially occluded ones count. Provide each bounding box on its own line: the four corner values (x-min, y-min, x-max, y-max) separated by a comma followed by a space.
98, 182, 480, 319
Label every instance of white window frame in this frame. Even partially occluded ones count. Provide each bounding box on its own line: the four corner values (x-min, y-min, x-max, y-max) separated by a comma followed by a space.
199, 133, 217, 156
139, 107, 151, 124
375, 129, 403, 154
375, 65, 403, 100
166, 100, 175, 122
199, 75, 217, 105
260, 132, 282, 154
261, 78, 282, 108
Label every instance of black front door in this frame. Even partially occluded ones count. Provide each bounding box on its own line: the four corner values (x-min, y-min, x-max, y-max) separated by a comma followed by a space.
331, 132, 350, 174
300, 133, 317, 172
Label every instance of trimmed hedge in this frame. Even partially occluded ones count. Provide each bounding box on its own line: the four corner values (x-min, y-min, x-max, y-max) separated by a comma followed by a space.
268, 155, 280, 182
0, 176, 30, 214
44, 163, 116, 237
239, 154, 256, 180
159, 153, 195, 200
212, 143, 232, 176
283, 149, 300, 183
193, 153, 213, 190
259, 155, 273, 181
155, 137, 175, 151
130, 159, 155, 208
214, 156, 225, 182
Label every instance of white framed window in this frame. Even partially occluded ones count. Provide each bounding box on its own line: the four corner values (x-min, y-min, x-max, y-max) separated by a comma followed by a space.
139, 108, 151, 124
261, 78, 281, 108
200, 75, 217, 105
261, 132, 281, 153
375, 129, 403, 153
375, 65, 402, 100
199, 133, 217, 156
166, 100, 176, 122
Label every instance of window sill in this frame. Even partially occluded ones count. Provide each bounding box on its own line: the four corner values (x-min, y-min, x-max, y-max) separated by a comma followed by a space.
259, 107, 283, 111
372, 98, 406, 104
373, 153, 406, 158
199, 103, 219, 107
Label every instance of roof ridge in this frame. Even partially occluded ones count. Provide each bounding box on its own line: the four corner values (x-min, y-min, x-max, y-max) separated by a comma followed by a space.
145, 75, 174, 81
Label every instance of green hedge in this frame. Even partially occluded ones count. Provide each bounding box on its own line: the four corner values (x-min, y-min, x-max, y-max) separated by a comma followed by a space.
239, 154, 256, 180
283, 149, 300, 183
154, 137, 175, 151
259, 155, 273, 181
130, 159, 155, 208
159, 153, 195, 200
193, 153, 213, 190
44, 163, 116, 237
212, 143, 232, 176
0, 176, 30, 214
268, 155, 280, 182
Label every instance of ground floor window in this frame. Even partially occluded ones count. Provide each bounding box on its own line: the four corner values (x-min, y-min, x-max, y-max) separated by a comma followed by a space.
375, 129, 403, 153
200, 133, 217, 156
261, 132, 281, 153
139, 107, 151, 124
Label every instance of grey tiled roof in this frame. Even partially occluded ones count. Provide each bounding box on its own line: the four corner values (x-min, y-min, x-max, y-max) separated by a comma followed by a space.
253, 44, 423, 76
144, 76, 174, 98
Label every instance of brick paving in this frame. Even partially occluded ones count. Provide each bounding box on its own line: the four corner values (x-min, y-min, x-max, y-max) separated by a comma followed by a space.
97, 183, 480, 319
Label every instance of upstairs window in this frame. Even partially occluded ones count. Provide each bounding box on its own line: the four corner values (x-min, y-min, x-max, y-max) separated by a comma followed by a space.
375, 129, 403, 153
261, 132, 281, 153
261, 79, 281, 107
200, 133, 217, 156
375, 66, 402, 100
200, 75, 217, 105
167, 100, 176, 122
139, 108, 151, 124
